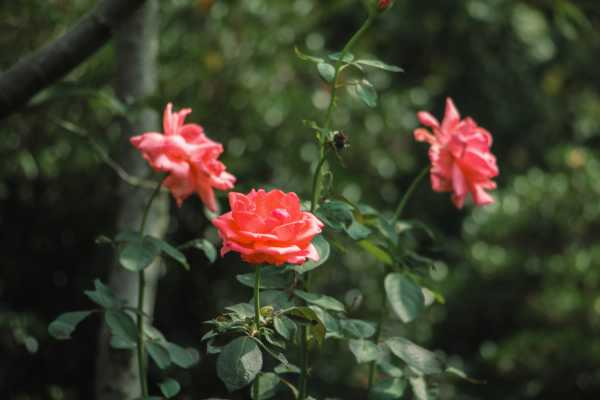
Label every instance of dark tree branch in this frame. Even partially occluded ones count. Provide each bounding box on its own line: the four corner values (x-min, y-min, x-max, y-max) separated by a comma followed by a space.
0, 0, 147, 120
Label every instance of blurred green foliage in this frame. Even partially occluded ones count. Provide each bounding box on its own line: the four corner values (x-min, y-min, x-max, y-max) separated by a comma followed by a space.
1, 0, 600, 399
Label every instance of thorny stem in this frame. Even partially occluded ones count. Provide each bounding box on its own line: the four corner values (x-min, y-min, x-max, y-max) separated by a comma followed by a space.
253, 265, 262, 399
136, 176, 166, 397
310, 15, 375, 213
366, 273, 388, 397
299, 327, 309, 400
367, 167, 429, 395
393, 166, 429, 221
301, 15, 375, 400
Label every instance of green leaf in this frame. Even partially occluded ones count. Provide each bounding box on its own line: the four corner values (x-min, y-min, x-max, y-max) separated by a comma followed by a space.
329, 52, 355, 63
274, 363, 301, 374
143, 324, 166, 342
164, 342, 200, 368
110, 335, 136, 349
317, 62, 336, 83
273, 316, 296, 340
179, 238, 217, 263
377, 359, 405, 378
371, 378, 407, 400
348, 79, 378, 107
292, 235, 330, 274
158, 378, 181, 398
348, 339, 380, 363
95, 235, 113, 246
147, 341, 172, 370
294, 290, 345, 312
237, 268, 294, 289
386, 337, 443, 375
251, 372, 281, 399
252, 290, 296, 311
315, 201, 354, 231
409, 375, 438, 400
308, 306, 342, 339
445, 366, 485, 384
355, 59, 404, 72
84, 279, 120, 309
345, 220, 372, 240
48, 311, 92, 340
294, 46, 324, 63
145, 236, 189, 270
105, 310, 137, 343
358, 240, 393, 265
285, 307, 326, 345
119, 237, 161, 271
216, 337, 263, 392
114, 230, 139, 242
339, 319, 376, 339
384, 273, 425, 323
226, 303, 255, 319
376, 217, 399, 246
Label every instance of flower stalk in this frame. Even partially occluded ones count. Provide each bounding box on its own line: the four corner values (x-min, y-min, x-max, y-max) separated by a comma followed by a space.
253, 265, 262, 399
136, 176, 166, 397
367, 168, 429, 395
393, 166, 429, 221
301, 14, 375, 400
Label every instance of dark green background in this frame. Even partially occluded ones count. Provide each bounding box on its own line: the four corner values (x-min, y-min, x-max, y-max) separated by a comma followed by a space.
1, 0, 599, 399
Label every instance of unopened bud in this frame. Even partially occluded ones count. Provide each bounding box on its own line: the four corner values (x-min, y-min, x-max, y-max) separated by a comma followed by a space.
368, 0, 394, 14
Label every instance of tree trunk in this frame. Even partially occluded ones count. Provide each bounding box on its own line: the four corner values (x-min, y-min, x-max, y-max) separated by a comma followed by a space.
94, 1, 167, 399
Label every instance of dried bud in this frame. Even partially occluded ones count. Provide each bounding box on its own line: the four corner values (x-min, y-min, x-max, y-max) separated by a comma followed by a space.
333, 131, 349, 151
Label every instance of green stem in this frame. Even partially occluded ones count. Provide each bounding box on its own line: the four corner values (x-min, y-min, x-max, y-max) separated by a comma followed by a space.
310, 15, 375, 213
136, 270, 148, 397
136, 176, 166, 398
366, 274, 388, 397
253, 265, 262, 399
302, 15, 376, 400
393, 166, 429, 221
299, 327, 309, 400
254, 265, 262, 328
310, 155, 328, 213
323, 16, 374, 131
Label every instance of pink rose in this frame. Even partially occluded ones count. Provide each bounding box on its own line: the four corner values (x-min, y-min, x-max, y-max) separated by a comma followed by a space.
130, 103, 236, 211
414, 98, 499, 208
212, 189, 324, 266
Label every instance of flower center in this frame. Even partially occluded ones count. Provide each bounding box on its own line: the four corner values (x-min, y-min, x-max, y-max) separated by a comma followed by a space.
271, 208, 290, 221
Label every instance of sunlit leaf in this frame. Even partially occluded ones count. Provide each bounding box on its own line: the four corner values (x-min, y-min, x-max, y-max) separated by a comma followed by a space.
386, 337, 443, 375
158, 378, 180, 398
105, 310, 137, 343
294, 290, 345, 312
317, 62, 336, 83
384, 273, 425, 323
48, 311, 93, 340
294, 46, 324, 63
217, 337, 263, 392
119, 237, 161, 271
251, 372, 281, 399
371, 378, 407, 400
355, 59, 404, 72
147, 341, 171, 370
145, 236, 189, 270
348, 339, 380, 363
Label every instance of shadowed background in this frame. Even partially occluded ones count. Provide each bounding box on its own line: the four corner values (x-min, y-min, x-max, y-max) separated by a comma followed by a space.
1, 0, 600, 399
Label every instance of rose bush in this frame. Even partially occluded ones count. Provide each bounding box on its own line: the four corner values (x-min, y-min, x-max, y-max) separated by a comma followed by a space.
130, 103, 236, 210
